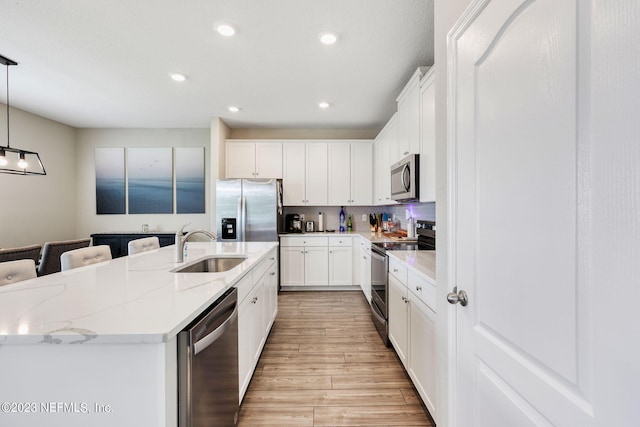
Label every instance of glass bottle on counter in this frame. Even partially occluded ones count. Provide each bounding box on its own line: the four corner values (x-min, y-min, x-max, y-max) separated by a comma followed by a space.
347, 214, 353, 232
339, 206, 346, 232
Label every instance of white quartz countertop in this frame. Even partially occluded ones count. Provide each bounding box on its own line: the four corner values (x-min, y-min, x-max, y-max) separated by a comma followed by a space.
279, 230, 417, 243
387, 250, 436, 283
0, 241, 278, 345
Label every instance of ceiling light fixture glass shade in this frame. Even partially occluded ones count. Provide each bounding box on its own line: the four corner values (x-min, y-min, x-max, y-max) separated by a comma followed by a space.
319, 31, 338, 45
228, 106, 240, 113
318, 101, 331, 109
0, 54, 46, 175
215, 22, 237, 37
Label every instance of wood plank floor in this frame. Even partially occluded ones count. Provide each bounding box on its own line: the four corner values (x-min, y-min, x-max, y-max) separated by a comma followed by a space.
238, 291, 436, 427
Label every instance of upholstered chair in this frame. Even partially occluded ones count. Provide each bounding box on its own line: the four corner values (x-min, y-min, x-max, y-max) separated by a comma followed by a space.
60, 245, 112, 271
37, 238, 91, 276
0, 259, 37, 286
127, 237, 160, 255
0, 244, 42, 264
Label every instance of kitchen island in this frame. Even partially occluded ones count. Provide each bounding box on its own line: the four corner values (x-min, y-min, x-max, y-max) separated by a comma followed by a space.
0, 241, 278, 427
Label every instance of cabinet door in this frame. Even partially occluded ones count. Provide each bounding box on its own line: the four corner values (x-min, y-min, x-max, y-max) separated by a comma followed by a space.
388, 274, 408, 368
282, 143, 306, 206
327, 143, 351, 205
305, 143, 328, 205
396, 73, 421, 159
263, 263, 278, 333
409, 297, 437, 418
226, 142, 256, 178
238, 286, 259, 400
350, 143, 373, 205
255, 143, 283, 179
420, 71, 436, 202
280, 247, 305, 286
374, 115, 397, 206
304, 246, 328, 286
360, 247, 371, 303
328, 246, 352, 286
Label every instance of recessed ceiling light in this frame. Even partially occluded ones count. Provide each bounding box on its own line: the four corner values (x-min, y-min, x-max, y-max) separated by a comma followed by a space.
318, 101, 331, 109
319, 31, 338, 45
228, 106, 240, 113
215, 22, 237, 37
170, 73, 186, 82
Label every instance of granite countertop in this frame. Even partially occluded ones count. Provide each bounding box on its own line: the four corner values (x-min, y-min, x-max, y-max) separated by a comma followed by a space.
387, 250, 436, 283
0, 241, 278, 345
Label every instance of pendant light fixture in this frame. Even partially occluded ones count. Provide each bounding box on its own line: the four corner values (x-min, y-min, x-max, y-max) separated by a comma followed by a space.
0, 54, 46, 175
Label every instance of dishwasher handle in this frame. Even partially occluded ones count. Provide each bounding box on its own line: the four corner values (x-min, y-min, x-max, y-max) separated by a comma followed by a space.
193, 305, 238, 356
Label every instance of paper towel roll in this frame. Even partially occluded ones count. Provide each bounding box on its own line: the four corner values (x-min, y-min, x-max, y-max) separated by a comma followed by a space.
318, 212, 324, 232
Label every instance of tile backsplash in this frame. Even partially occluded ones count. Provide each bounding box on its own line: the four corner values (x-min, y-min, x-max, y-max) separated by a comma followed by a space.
284, 202, 435, 232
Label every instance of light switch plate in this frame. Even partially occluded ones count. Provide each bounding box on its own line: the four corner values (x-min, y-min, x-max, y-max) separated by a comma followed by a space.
362, 214, 367, 221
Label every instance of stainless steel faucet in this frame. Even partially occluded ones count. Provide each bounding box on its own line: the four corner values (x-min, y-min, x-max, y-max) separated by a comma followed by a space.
175, 223, 218, 262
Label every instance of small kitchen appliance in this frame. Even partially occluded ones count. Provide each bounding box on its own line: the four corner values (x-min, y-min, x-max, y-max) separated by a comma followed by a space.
305, 221, 315, 232
286, 214, 302, 233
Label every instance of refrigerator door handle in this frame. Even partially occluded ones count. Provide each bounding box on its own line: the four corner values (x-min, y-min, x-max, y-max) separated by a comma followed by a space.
236, 196, 243, 241
241, 196, 247, 242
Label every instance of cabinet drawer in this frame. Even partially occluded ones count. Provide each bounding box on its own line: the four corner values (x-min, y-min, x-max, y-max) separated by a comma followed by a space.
280, 236, 328, 247
328, 236, 352, 247
389, 257, 408, 284
235, 273, 254, 305
408, 270, 436, 311
253, 249, 277, 283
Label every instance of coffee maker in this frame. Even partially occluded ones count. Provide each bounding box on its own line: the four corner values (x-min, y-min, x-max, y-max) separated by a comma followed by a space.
285, 214, 302, 233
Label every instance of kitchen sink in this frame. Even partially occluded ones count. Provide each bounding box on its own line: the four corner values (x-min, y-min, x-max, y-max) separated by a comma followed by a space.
173, 256, 247, 273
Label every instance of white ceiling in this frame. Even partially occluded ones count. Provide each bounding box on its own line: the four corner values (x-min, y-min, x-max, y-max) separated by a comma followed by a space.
0, 0, 434, 130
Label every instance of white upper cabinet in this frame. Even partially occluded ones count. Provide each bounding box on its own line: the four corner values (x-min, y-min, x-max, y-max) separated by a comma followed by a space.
328, 142, 373, 206
328, 143, 351, 205
226, 141, 283, 179
396, 67, 429, 162
282, 142, 328, 206
350, 142, 373, 205
419, 67, 436, 202
373, 114, 398, 206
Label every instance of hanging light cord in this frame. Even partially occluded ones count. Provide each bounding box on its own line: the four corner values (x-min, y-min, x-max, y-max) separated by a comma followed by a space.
5, 63, 9, 149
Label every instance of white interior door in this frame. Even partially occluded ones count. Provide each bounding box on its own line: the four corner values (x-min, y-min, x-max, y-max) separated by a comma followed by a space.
449, 0, 594, 425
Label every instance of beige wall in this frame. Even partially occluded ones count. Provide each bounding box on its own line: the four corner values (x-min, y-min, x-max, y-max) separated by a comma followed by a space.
0, 105, 77, 248
74, 128, 210, 238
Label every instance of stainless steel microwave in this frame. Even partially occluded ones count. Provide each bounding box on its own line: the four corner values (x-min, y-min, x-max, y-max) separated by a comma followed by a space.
390, 154, 419, 201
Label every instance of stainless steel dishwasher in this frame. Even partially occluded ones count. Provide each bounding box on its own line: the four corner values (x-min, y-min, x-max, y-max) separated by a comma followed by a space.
178, 287, 239, 427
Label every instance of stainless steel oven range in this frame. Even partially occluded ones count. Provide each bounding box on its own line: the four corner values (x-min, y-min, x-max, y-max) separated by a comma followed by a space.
370, 220, 435, 346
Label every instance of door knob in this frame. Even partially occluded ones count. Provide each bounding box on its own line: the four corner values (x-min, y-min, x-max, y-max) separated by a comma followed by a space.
447, 287, 468, 306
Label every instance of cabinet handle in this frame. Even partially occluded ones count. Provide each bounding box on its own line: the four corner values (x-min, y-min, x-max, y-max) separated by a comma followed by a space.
329, 250, 333, 254
416, 285, 422, 291
404, 151, 409, 155
270, 272, 276, 276
363, 256, 367, 259
252, 297, 258, 304
393, 268, 398, 273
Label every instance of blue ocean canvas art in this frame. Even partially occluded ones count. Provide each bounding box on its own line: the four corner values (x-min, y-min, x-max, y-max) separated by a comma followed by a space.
127, 147, 173, 214
175, 147, 205, 214
95, 147, 125, 214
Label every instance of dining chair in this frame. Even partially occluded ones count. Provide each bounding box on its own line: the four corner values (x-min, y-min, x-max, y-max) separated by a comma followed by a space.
37, 238, 91, 276
0, 244, 42, 264
127, 236, 160, 255
60, 245, 112, 271
0, 259, 37, 286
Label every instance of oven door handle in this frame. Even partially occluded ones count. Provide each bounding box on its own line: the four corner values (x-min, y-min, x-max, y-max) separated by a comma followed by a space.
371, 301, 386, 324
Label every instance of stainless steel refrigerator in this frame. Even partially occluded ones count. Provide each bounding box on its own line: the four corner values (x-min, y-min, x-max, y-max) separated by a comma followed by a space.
215, 178, 283, 242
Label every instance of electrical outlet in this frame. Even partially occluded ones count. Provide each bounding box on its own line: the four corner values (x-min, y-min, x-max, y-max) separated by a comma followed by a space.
300, 214, 305, 221
362, 214, 367, 221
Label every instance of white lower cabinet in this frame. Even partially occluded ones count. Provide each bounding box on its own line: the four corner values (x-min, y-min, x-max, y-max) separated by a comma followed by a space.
328, 237, 352, 286
387, 256, 437, 422
280, 236, 328, 287
237, 250, 278, 402
281, 236, 357, 288
388, 273, 409, 366
353, 238, 371, 304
